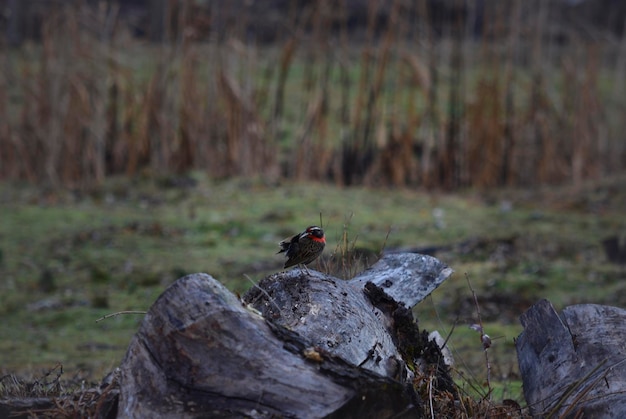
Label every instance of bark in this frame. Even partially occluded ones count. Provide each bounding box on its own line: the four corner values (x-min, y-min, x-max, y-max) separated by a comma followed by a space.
516, 299, 626, 418
117, 253, 454, 418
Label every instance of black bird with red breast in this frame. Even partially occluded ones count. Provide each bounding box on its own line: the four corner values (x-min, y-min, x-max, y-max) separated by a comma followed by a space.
278, 226, 326, 269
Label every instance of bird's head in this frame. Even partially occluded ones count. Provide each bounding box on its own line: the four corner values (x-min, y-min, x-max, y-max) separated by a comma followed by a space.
303, 226, 325, 242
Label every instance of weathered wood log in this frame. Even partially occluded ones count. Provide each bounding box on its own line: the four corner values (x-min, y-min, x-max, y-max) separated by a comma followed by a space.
351, 253, 454, 308
516, 299, 626, 418
117, 253, 453, 418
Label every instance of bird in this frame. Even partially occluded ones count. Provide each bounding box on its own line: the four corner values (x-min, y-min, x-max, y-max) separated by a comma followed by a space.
277, 226, 326, 269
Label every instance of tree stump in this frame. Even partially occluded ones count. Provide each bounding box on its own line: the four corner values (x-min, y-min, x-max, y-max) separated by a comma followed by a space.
117, 253, 454, 418
516, 299, 626, 418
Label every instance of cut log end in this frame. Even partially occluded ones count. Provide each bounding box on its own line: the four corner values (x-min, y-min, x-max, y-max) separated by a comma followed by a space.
516, 299, 626, 418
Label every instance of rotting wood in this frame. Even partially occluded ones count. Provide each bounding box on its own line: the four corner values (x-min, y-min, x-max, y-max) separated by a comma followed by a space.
116, 252, 454, 418
516, 299, 626, 418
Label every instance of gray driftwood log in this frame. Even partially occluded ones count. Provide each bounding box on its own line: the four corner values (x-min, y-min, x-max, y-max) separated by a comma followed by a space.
117, 253, 454, 418
516, 299, 626, 418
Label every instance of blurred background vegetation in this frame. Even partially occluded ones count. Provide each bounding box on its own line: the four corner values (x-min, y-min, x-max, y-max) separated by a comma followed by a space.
2, 0, 625, 188
1, 0, 625, 410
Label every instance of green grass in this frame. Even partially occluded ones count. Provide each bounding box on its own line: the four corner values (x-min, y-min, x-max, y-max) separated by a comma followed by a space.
1, 173, 624, 404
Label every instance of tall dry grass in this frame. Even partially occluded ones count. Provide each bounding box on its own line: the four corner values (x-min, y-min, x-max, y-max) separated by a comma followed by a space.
1, 0, 624, 189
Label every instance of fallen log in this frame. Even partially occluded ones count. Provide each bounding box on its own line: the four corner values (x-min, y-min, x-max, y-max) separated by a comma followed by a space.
117, 253, 454, 418
516, 299, 626, 418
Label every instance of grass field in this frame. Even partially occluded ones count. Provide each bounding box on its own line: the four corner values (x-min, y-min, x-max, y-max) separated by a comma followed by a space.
1, 173, 624, 405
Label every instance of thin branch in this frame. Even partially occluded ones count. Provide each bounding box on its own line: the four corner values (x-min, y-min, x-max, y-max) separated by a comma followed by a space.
95, 311, 147, 323
466, 273, 492, 399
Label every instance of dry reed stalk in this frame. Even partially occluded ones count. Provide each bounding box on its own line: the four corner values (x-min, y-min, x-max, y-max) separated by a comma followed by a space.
133, 69, 162, 175
572, 43, 602, 185
610, 23, 626, 173
291, 4, 319, 179
84, 2, 122, 184
175, 52, 197, 174
367, 2, 401, 177
347, 1, 377, 154
336, 0, 351, 125
0, 60, 15, 178
13, 50, 39, 182
465, 6, 509, 189
417, 0, 442, 189
395, 51, 428, 186
530, 76, 559, 186
339, 0, 396, 186
311, 3, 335, 182
525, 0, 549, 187
294, 2, 336, 181
38, 9, 68, 185
174, 3, 201, 174
377, 120, 418, 186
364, 0, 398, 146
218, 70, 244, 176
313, 56, 334, 181
294, 82, 334, 181
46, 7, 80, 184
122, 82, 144, 176
218, 69, 274, 178
328, 0, 352, 186
273, 38, 298, 126
501, 0, 522, 187
107, 68, 130, 175
466, 77, 504, 188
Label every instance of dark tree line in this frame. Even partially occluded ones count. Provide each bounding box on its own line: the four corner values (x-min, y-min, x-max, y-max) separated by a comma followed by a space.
3, 0, 625, 47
